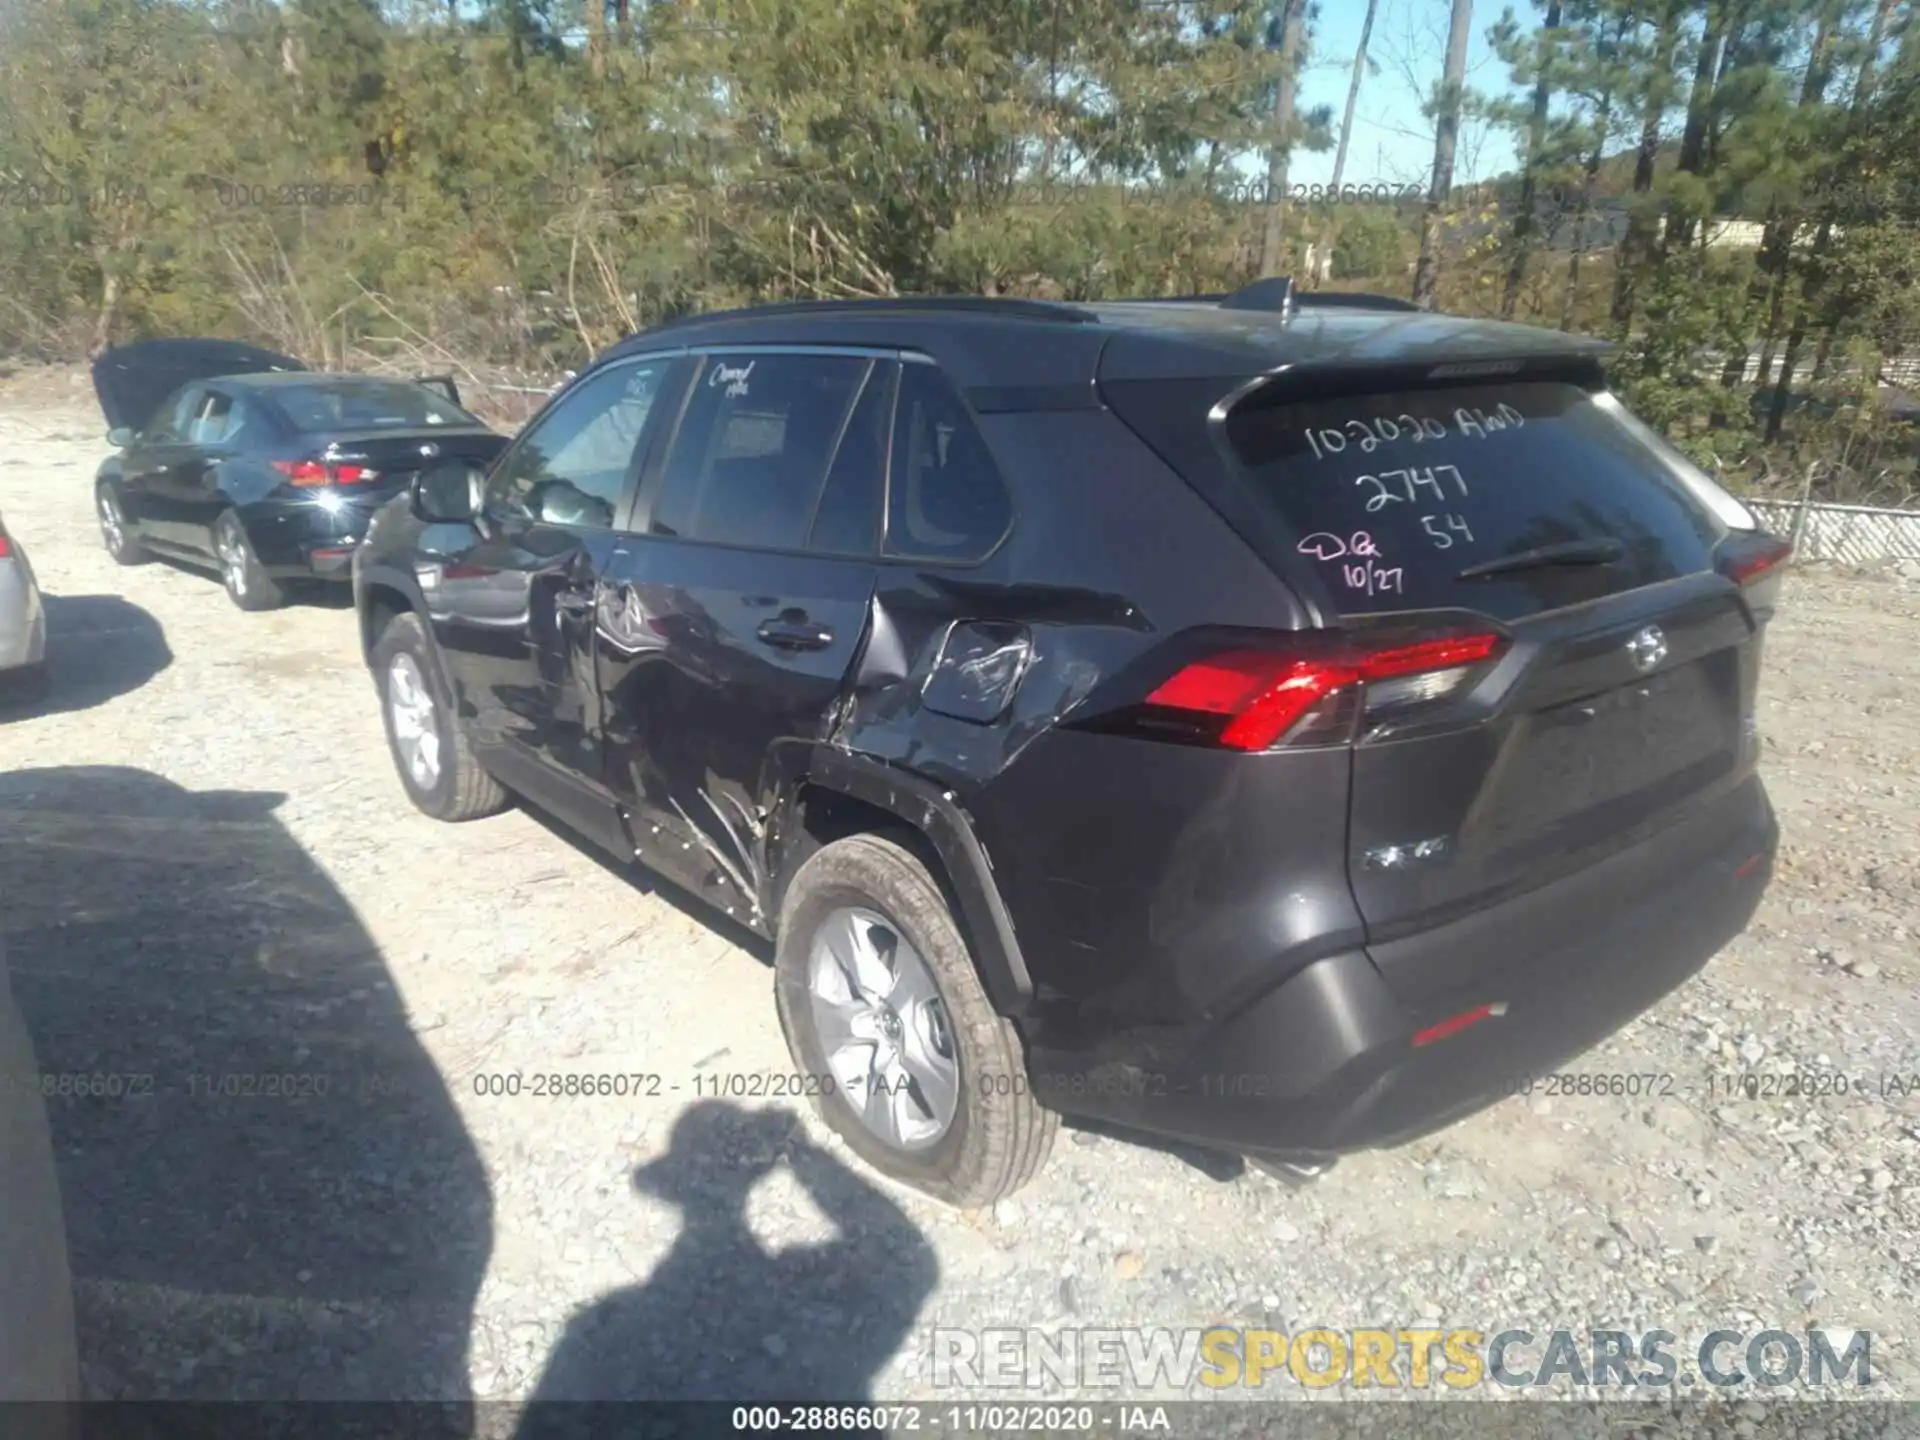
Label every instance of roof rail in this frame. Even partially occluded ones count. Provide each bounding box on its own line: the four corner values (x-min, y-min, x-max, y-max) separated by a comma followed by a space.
1292, 290, 1422, 313
635, 294, 1097, 336
1097, 284, 1420, 316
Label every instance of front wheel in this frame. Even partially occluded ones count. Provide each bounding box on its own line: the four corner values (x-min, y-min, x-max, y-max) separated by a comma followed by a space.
213, 511, 285, 611
371, 611, 508, 823
774, 833, 1056, 1208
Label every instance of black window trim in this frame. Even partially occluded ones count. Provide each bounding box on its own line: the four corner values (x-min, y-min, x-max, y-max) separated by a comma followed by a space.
478, 352, 685, 537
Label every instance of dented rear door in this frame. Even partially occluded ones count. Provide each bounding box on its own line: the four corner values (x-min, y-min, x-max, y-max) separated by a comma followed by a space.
596, 351, 892, 915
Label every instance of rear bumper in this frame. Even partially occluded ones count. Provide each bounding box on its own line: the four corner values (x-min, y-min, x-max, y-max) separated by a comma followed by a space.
0, 560, 47, 671
1025, 775, 1776, 1159
246, 498, 382, 580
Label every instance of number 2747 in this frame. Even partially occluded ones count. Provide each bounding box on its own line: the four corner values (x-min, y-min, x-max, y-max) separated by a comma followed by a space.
1357, 464, 1468, 512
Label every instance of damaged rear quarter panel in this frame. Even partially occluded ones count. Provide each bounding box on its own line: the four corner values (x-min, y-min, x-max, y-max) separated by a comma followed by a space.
820, 407, 1349, 1026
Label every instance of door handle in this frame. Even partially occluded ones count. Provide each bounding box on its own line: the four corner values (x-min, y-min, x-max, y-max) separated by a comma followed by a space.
756, 616, 834, 651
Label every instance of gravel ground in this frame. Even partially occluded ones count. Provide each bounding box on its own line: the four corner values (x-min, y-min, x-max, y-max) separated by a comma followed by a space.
2, 362, 1917, 1426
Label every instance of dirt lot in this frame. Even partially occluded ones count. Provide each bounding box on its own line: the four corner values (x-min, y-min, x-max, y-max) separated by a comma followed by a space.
2, 362, 1917, 1419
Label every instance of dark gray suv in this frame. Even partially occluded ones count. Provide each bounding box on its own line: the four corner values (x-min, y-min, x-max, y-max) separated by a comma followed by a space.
353, 280, 1787, 1206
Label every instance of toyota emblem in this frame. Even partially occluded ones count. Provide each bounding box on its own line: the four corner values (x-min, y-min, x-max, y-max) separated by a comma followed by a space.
1625, 625, 1667, 672
418, 442, 440, 459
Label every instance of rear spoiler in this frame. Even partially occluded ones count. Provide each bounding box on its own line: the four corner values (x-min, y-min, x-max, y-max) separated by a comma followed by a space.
413, 374, 462, 407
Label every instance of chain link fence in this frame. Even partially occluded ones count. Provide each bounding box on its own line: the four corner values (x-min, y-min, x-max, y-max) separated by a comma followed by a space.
1747, 497, 1920, 564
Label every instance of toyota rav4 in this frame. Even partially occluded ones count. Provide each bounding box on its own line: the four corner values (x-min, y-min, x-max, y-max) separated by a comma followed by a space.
352, 281, 1787, 1206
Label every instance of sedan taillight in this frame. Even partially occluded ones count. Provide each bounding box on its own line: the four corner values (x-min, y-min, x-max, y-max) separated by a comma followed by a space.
273, 460, 379, 487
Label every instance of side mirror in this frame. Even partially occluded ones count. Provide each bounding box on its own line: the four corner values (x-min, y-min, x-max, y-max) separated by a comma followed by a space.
105, 426, 135, 448
411, 461, 486, 524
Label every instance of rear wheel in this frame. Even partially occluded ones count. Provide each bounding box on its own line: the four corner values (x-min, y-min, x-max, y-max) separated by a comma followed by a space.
213, 511, 285, 611
774, 833, 1055, 1208
96, 484, 146, 565
372, 611, 508, 822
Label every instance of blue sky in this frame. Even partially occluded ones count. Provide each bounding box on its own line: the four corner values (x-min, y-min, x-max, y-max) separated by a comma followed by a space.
1288, 0, 1526, 188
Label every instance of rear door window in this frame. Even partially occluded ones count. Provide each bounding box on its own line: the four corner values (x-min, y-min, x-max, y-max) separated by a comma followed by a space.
192, 392, 236, 445
650, 352, 869, 551
1220, 380, 1723, 619
806, 361, 893, 556
149, 386, 206, 443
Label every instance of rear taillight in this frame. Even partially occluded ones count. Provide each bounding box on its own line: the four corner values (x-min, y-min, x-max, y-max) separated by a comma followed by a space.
1138, 630, 1506, 752
1717, 533, 1792, 586
272, 460, 379, 487
0, 521, 11, 559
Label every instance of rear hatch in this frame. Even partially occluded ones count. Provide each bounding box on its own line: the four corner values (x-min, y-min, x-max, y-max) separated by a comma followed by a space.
1100, 360, 1788, 956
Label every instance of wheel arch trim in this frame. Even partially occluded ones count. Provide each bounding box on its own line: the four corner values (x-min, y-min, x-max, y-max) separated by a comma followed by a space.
778, 746, 1034, 1015
354, 562, 463, 702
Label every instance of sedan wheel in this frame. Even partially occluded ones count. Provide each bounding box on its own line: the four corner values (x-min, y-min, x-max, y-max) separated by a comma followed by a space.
216, 524, 248, 598
97, 487, 145, 564
212, 512, 285, 610
386, 651, 442, 790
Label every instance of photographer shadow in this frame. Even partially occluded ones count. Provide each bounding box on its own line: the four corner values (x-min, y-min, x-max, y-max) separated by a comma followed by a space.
0, 765, 491, 1435
515, 1101, 938, 1438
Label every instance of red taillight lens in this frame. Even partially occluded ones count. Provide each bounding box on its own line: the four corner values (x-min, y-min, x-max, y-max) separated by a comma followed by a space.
0, 523, 11, 560
1719, 534, 1792, 585
272, 460, 378, 486
1147, 652, 1364, 751
1143, 631, 1505, 752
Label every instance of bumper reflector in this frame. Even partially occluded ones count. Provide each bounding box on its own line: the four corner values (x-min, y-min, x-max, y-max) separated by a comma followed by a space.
1411, 1001, 1506, 1049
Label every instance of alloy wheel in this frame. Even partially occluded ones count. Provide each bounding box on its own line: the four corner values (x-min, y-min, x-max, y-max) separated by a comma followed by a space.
386, 651, 442, 789
98, 491, 125, 553
806, 906, 960, 1152
216, 521, 249, 598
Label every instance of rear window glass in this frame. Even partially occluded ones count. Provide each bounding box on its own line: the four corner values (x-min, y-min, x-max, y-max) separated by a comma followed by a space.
1222, 381, 1722, 618
270, 379, 477, 432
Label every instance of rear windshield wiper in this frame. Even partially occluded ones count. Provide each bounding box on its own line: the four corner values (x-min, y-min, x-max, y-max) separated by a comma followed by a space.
1456, 538, 1623, 581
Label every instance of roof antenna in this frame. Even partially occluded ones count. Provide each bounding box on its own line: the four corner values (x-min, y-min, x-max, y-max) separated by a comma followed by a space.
1219, 276, 1296, 318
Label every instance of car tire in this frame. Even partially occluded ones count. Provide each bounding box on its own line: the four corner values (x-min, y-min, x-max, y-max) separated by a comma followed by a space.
213, 510, 285, 611
774, 833, 1056, 1208
371, 611, 509, 823
96, 483, 147, 565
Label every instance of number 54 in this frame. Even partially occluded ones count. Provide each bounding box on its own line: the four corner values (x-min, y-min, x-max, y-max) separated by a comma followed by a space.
1421, 514, 1473, 548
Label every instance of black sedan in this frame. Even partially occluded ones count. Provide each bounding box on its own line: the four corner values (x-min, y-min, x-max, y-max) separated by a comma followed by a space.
91, 339, 509, 610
